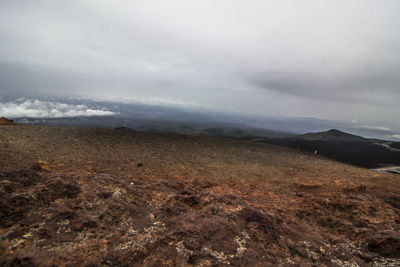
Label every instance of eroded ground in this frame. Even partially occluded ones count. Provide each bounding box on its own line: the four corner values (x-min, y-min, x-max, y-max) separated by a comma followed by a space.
0, 126, 399, 266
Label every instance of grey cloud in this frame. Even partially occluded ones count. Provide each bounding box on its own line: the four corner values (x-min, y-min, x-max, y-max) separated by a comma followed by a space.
247, 68, 400, 105
0, 0, 400, 127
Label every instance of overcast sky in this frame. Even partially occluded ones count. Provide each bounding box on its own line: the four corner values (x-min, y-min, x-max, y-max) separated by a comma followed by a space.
1, 1, 399, 134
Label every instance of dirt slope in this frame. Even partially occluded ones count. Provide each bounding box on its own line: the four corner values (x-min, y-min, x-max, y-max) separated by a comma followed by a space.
0, 118, 15, 126
0, 126, 399, 266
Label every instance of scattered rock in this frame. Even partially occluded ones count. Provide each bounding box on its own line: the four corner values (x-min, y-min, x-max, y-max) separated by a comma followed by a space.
0, 165, 399, 265
182, 195, 201, 207
97, 190, 112, 199
32, 160, 51, 171
0, 169, 42, 186
368, 231, 400, 257
193, 179, 214, 189
71, 215, 98, 231
37, 176, 81, 201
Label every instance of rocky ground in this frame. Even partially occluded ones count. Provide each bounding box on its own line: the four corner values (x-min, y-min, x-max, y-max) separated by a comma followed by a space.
0, 118, 15, 126
0, 125, 399, 266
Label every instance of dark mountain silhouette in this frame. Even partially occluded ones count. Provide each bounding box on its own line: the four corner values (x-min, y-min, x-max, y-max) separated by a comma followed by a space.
296, 129, 365, 141
260, 129, 400, 169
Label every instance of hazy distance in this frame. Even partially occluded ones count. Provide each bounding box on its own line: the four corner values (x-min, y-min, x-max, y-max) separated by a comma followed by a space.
1, 1, 399, 139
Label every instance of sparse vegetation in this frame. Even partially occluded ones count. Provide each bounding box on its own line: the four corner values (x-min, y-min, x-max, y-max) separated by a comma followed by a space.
0, 125, 399, 265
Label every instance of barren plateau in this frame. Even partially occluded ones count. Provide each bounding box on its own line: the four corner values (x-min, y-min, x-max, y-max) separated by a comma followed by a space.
0, 124, 399, 266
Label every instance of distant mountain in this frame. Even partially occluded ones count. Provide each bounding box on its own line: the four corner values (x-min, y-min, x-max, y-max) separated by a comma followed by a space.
13, 116, 293, 139
259, 129, 400, 169
295, 129, 365, 141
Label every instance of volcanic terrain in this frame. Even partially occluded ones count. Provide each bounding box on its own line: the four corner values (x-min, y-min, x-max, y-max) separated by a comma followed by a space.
259, 129, 400, 169
0, 124, 399, 266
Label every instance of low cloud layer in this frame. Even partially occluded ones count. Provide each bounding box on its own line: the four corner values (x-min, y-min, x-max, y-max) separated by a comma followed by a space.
0, 99, 117, 118
360, 125, 393, 132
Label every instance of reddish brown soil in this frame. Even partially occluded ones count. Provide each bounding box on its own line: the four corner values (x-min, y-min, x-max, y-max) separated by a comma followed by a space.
0, 118, 14, 126
0, 126, 399, 266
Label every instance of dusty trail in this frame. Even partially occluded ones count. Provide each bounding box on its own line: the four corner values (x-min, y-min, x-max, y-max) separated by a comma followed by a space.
374, 166, 400, 175
374, 142, 400, 153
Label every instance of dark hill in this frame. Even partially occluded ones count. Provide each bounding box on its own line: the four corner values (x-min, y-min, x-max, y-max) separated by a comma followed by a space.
296, 129, 365, 141
260, 129, 400, 169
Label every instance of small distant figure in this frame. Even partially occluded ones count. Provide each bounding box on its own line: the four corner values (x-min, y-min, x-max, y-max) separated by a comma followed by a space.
314, 150, 318, 157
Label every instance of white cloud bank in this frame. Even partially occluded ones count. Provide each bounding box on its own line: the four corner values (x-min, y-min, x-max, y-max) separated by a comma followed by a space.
0, 99, 117, 118
392, 135, 400, 140
360, 125, 393, 132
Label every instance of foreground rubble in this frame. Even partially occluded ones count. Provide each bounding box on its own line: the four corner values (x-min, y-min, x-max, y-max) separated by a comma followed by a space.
0, 168, 399, 266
